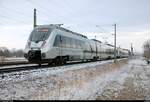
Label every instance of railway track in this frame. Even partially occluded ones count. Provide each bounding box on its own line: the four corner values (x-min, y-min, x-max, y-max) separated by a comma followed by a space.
0, 60, 96, 74
0, 58, 128, 74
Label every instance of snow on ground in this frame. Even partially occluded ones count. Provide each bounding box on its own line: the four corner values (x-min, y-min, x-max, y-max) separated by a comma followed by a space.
96, 57, 150, 100
0, 57, 149, 100
0, 64, 37, 69
0, 59, 116, 82
2, 57, 27, 62
6, 57, 25, 60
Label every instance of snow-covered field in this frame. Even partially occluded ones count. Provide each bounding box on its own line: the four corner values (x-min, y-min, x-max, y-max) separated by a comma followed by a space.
1, 57, 27, 63
0, 56, 149, 100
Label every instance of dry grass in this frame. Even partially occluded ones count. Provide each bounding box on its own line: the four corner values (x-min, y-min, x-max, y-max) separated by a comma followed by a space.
0, 58, 129, 100
96, 78, 145, 100
96, 59, 149, 100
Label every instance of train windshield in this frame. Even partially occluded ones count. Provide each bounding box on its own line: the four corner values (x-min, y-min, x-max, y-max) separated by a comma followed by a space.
29, 28, 52, 42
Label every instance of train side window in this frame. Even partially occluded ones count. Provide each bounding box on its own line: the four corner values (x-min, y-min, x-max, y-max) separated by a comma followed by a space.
79, 41, 82, 49
80, 41, 84, 49
112, 49, 114, 54
77, 40, 81, 49
81, 41, 85, 49
53, 35, 61, 47
61, 36, 66, 47
66, 37, 71, 48
72, 39, 76, 48
79, 41, 81, 49
80, 41, 83, 49
85, 42, 91, 52
89, 43, 93, 52
75, 39, 78, 48
76, 40, 80, 49
69, 37, 71, 48
70, 38, 73, 48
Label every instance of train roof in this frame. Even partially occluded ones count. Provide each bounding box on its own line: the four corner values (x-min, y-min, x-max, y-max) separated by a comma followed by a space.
122, 48, 130, 51
106, 43, 114, 47
35, 24, 130, 52
91, 39, 102, 43
36, 24, 88, 39
91, 39, 115, 47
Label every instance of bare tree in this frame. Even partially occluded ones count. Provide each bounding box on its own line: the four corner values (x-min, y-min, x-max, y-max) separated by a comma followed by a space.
9, 49, 24, 57
0, 50, 4, 56
0, 47, 9, 63
143, 39, 150, 64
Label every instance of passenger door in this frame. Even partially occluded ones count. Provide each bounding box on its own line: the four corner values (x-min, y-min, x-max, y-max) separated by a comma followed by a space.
83, 42, 92, 60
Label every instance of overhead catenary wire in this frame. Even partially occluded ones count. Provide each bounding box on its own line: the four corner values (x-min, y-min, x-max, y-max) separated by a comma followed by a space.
0, 5, 32, 19
95, 25, 115, 39
25, 0, 73, 24
50, 0, 75, 18
0, 0, 56, 25
0, 3, 33, 25
0, 7, 33, 29
25, 0, 56, 22
0, 0, 76, 27
25, 0, 94, 30
0, 14, 31, 25
81, 24, 113, 44
42, 0, 76, 22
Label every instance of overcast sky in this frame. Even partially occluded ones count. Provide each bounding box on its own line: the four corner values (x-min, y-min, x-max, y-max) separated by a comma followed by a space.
0, 0, 150, 53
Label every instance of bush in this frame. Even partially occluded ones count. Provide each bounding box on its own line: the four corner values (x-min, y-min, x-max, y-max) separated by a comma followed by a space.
0, 47, 24, 58
143, 39, 150, 59
0, 56, 5, 64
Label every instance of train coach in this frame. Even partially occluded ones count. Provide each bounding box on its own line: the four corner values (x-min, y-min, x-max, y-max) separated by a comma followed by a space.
24, 24, 129, 65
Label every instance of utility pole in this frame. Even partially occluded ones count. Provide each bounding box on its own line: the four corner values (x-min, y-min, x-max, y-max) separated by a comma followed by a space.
95, 35, 98, 60
113, 24, 117, 63
34, 8, 37, 28
131, 43, 133, 56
